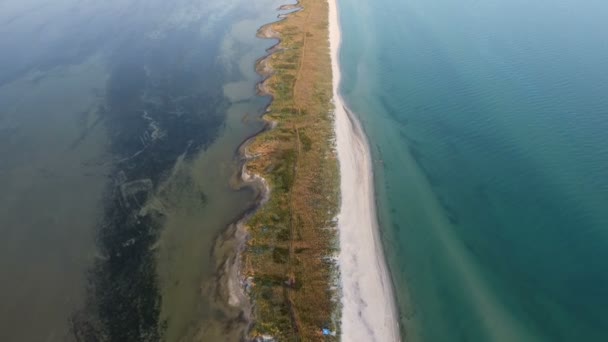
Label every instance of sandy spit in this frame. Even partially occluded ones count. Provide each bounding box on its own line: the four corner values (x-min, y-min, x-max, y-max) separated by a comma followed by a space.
328, 0, 401, 340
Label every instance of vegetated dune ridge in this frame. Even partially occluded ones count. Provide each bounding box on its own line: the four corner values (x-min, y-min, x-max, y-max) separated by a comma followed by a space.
229, 0, 401, 340
237, 0, 341, 340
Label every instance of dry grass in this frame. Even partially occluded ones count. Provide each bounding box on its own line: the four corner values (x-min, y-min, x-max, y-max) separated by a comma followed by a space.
243, 0, 340, 340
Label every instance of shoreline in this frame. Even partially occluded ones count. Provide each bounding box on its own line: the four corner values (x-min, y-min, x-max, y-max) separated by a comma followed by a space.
211, 4, 297, 338
328, 0, 401, 340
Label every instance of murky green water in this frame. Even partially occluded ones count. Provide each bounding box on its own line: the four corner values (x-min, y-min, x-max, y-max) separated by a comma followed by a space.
0, 1, 289, 340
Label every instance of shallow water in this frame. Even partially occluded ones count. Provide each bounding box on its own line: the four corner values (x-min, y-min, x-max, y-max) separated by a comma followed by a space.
0, 1, 288, 340
338, 0, 608, 341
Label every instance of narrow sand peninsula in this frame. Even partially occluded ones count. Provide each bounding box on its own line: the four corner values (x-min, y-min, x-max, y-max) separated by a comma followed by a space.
329, 0, 401, 341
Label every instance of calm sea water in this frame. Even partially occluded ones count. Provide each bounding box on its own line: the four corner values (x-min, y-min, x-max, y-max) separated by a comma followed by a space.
338, 0, 608, 341
0, 0, 287, 340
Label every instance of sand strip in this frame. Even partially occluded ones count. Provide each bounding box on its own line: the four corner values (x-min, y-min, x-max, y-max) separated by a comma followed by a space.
329, 0, 401, 340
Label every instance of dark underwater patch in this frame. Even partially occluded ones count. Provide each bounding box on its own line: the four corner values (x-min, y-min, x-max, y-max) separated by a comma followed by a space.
71, 20, 228, 342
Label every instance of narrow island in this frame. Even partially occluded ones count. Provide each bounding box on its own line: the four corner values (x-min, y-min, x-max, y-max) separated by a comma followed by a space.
236, 0, 400, 340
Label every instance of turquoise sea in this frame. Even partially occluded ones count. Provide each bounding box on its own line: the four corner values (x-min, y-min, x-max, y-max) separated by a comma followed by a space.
338, 0, 608, 341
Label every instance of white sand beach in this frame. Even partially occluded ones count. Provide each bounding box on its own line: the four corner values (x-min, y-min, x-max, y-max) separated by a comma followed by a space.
329, 0, 401, 341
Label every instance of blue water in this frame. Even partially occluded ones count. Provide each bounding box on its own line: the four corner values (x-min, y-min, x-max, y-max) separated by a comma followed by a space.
338, 0, 608, 340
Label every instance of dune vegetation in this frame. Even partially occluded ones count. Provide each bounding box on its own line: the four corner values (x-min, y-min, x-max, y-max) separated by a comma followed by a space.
242, 0, 340, 340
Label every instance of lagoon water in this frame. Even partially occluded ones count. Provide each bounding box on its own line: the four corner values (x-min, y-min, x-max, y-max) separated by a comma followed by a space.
0, 0, 287, 340
338, 0, 608, 341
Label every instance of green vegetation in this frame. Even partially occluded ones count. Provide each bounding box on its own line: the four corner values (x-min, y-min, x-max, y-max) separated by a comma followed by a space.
243, 0, 340, 340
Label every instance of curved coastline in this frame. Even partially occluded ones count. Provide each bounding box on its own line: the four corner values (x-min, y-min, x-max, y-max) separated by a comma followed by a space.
210, 2, 301, 338
215, 1, 310, 339
328, 0, 401, 340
